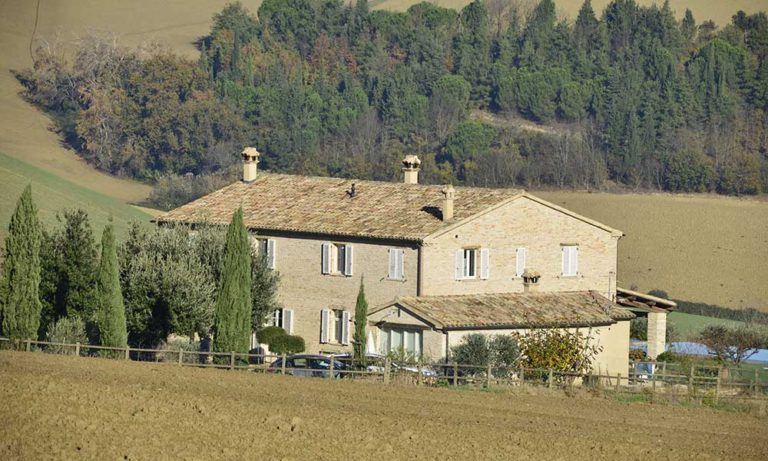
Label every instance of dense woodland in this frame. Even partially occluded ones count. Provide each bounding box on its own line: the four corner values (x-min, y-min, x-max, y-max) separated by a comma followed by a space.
18, 0, 768, 207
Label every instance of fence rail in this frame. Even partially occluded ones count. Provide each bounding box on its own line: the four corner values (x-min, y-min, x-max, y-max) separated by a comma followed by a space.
2, 337, 766, 403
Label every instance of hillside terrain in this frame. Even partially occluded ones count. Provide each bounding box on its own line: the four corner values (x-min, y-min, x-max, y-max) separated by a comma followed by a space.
0, 0, 766, 312
537, 191, 768, 311
0, 152, 152, 241
2, 352, 767, 460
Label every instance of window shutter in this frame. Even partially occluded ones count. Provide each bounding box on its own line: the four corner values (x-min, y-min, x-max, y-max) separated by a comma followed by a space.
516, 247, 526, 277
273, 309, 281, 328
455, 249, 464, 280
341, 311, 350, 345
344, 245, 354, 276
388, 249, 397, 280
480, 248, 490, 280
283, 309, 294, 335
562, 247, 569, 275
320, 309, 330, 343
397, 249, 404, 280
321, 242, 331, 274
266, 239, 276, 270
570, 246, 579, 276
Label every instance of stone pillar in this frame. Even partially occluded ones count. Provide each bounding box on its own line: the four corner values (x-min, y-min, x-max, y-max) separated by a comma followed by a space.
647, 312, 667, 359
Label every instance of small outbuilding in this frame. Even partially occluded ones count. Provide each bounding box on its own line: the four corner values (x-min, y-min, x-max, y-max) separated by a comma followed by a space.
368, 291, 635, 376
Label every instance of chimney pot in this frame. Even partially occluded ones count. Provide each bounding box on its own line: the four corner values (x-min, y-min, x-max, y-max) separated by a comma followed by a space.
241, 147, 260, 182
441, 184, 455, 221
402, 155, 421, 184
522, 269, 541, 293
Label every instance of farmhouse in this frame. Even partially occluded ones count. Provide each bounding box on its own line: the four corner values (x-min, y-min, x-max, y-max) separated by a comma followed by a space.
158, 148, 645, 375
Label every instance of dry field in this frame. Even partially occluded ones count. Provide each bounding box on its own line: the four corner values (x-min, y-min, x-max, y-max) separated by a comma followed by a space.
536, 191, 768, 312
0, 352, 767, 460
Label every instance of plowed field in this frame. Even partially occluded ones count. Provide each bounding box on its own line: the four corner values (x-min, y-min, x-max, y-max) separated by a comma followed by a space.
1, 352, 767, 460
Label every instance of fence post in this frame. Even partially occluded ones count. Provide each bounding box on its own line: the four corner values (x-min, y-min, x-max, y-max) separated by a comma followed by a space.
178, 348, 183, 365
715, 367, 721, 404
328, 356, 334, 380
25, 339, 31, 352
383, 357, 391, 384
519, 368, 525, 386
615, 373, 621, 392
124, 346, 130, 361
688, 364, 695, 395
417, 360, 423, 386
755, 369, 760, 394
548, 369, 554, 389
486, 362, 492, 388
230, 351, 235, 370
452, 363, 458, 386
75, 342, 81, 357
651, 367, 657, 404
281, 353, 287, 375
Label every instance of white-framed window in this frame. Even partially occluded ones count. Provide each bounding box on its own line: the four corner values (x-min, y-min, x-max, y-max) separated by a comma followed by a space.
320, 309, 350, 345
388, 248, 405, 280
321, 242, 353, 276
561, 245, 579, 276
455, 247, 489, 280
255, 238, 276, 270
273, 308, 294, 334
380, 327, 422, 356
515, 247, 526, 277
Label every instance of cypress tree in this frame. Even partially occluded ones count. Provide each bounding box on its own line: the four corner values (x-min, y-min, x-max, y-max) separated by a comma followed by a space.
353, 278, 368, 367
213, 207, 252, 354
1, 185, 42, 340
95, 222, 127, 349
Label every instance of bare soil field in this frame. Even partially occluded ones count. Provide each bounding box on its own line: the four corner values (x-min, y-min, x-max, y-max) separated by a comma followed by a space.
1, 351, 767, 460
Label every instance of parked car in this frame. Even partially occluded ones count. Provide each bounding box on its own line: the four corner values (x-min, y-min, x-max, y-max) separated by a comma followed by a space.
268, 354, 347, 378
330, 352, 387, 373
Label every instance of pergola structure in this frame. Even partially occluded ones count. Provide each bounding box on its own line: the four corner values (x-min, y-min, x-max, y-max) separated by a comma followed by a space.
616, 287, 677, 359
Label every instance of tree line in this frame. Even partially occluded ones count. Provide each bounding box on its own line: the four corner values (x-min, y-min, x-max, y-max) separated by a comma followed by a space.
0, 186, 280, 355
17, 0, 768, 208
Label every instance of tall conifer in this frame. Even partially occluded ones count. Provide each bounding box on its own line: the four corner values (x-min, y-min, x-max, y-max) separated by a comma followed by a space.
95, 222, 127, 349
353, 278, 368, 367
213, 207, 252, 353
1, 185, 42, 340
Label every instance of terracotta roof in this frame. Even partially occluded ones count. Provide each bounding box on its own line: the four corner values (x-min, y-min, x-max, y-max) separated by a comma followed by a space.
616, 287, 677, 310
156, 173, 523, 241
371, 291, 635, 330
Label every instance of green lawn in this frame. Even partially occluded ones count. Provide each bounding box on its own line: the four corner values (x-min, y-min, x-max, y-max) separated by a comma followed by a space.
0, 152, 152, 242
668, 312, 749, 340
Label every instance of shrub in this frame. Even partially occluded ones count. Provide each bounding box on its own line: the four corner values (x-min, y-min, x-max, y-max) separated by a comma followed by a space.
514, 329, 602, 382
629, 349, 647, 361
45, 316, 87, 354
156, 337, 202, 364
450, 334, 520, 376
269, 335, 305, 355
630, 318, 648, 340
256, 326, 285, 346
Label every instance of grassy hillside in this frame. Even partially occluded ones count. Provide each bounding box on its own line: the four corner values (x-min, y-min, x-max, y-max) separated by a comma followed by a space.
372, 0, 768, 25
536, 191, 768, 312
668, 312, 750, 341
0, 152, 153, 241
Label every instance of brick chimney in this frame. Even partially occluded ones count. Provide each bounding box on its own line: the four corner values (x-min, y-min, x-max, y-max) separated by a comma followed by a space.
522, 269, 541, 293
441, 185, 455, 221
241, 147, 260, 183
402, 155, 421, 184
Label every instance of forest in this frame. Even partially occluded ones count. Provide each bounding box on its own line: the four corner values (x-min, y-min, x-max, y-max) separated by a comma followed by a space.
17, 0, 768, 208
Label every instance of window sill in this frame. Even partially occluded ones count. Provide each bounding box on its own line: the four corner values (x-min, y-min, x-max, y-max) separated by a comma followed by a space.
385, 277, 407, 282
557, 274, 582, 279
457, 278, 486, 282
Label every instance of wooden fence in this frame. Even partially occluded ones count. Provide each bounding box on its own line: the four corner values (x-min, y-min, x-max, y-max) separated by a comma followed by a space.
2, 337, 766, 403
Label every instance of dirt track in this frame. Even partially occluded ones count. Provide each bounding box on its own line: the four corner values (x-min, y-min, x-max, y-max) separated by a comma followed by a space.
1, 352, 767, 460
